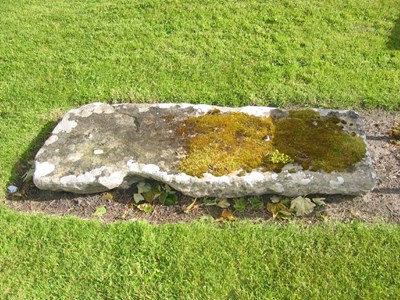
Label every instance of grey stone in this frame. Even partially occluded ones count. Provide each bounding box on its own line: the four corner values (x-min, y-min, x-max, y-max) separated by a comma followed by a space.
33, 103, 376, 197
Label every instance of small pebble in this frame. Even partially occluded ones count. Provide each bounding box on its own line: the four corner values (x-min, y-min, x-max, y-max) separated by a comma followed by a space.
7, 185, 18, 193
94, 149, 104, 155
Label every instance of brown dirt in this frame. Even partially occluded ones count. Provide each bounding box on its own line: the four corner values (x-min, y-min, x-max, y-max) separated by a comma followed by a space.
5, 110, 400, 224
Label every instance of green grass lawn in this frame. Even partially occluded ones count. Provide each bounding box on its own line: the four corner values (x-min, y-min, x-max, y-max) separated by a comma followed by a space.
1, 208, 400, 299
1, 0, 400, 298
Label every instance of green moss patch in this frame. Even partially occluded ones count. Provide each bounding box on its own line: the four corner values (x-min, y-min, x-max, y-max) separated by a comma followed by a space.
178, 110, 366, 177
178, 110, 276, 177
273, 110, 366, 172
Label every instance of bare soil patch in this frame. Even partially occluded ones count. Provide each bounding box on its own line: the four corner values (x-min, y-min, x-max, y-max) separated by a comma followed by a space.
6, 110, 400, 224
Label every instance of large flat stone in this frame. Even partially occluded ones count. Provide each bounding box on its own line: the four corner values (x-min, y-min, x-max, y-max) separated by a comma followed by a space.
33, 103, 376, 197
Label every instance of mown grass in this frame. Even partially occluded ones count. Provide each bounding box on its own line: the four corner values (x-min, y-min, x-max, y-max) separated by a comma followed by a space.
1, 0, 400, 298
1, 208, 399, 299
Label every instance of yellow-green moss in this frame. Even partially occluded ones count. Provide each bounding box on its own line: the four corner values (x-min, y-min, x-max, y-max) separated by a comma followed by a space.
178, 109, 366, 177
273, 110, 366, 172
178, 111, 276, 177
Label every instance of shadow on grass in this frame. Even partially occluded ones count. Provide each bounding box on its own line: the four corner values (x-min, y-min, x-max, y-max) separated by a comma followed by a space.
6, 121, 57, 198
388, 15, 400, 50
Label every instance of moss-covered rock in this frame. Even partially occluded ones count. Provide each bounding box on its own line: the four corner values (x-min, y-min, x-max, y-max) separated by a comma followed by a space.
34, 103, 375, 197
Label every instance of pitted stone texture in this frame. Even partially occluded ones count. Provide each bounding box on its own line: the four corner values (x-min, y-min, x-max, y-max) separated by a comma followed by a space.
34, 102, 376, 197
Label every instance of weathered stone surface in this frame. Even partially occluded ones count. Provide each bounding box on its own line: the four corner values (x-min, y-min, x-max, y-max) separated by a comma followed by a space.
33, 103, 376, 197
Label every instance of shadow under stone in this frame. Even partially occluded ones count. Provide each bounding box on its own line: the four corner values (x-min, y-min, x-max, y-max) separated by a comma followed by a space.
366, 135, 390, 141
6, 120, 57, 200
388, 16, 400, 50
371, 187, 400, 195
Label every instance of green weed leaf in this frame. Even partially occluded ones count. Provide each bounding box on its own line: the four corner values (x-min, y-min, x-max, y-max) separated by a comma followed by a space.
312, 197, 326, 206
203, 198, 217, 206
137, 203, 153, 213
290, 196, 316, 216
160, 191, 178, 206
268, 149, 294, 164
154, 184, 178, 206
137, 182, 152, 194
133, 193, 144, 203
249, 196, 264, 210
142, 191, 161, 203
216, 198, 230, 208
93, 206, 107, 217
233, 198, 247, 212
270, 195, 281, 203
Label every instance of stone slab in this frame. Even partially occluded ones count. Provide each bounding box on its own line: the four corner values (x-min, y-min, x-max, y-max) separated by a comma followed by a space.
33, 103, 376, 197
